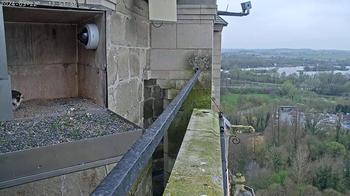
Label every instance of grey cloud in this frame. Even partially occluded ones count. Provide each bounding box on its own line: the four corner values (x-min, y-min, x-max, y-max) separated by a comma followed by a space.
217, 0, 350, 50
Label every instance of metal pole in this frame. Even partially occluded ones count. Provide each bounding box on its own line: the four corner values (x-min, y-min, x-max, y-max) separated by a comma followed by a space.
219, 112, 228, 196
217, 11, 249, 17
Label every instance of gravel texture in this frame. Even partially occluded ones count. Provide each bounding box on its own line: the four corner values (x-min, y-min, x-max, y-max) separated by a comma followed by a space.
0, 98, 139, 154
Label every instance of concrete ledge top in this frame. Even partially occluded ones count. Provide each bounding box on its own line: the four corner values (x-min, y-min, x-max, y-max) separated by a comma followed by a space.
163, 109, 223, 196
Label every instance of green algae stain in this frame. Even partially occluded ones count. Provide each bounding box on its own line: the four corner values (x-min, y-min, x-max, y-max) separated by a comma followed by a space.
164, 109, 223, 196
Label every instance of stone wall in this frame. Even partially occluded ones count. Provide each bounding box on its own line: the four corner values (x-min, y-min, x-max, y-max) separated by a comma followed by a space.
147, 4, 218, 192
212, 28, 223, 111
143, 79, 164, 128
106, 0, 150, 126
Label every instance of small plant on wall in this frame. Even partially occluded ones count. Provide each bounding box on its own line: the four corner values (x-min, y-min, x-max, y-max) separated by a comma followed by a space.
187, 53, 212, 71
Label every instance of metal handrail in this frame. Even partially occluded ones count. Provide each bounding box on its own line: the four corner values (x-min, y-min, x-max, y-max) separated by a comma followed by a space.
91, 70, 201, 196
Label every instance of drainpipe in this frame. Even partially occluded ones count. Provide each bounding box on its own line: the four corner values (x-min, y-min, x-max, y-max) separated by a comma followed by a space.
0, 5, 13, 121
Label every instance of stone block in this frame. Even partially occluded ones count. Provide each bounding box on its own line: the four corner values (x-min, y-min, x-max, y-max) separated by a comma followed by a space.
144, 79, 156, 86
176, 23, 213, 49
152, 86, 162, 99
175, 80, 187, 90
116, 0, 148, 18
110, 13, 126, 45
125, 15, 137, 46
144, 99, 154, 119
136, 18, 149, 47
212, 54, 221, 64
177, 0, 216, 5
86, 0, 116, 10
148, 70, 194, 80
117, 47, 130, 81
200, 7, 217, 15
154, 99, 164, 116
138, 81, 144, 102
108, 79, 141, 124
157, 79, 176, 89
144, 86, 152, 99
212, 68, 221, 79
151, 23, 176, 49
177, 8, 201, 15
129, 49, 140, 77
177, 19, 213, 24
165, 89, 179, 100
150, 49, 196, 71
107, 47, 118, 86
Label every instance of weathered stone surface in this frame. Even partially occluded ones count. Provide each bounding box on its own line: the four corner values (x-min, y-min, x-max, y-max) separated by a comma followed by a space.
144, 79, 156, 86
144, 99, 154, 119
150, 49, 211, 72
152, 86, 162, 99
163, 109, 223, 196
125, 15, 137, 46
117, 47, 130, 81
107, 47, 118, 86
151, 23, 176, 49
154, 99, 164, 116
129, 161, 153, 196
156, 79, 176, 89
177, 0, 216, 5
165, 89, 179, 100
144, 86, 152, 99
108, 79, 141, 124
116, 0, 148, 19
110, 13, 126, 45
211, 31, 222, 111
176, 23, 213, 49
175, 80, 187, 90
130, 49, 140, 77
136, 18, 149, 48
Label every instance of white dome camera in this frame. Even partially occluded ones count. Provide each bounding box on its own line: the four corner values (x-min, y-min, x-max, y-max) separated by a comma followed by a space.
78, 24, 99, 49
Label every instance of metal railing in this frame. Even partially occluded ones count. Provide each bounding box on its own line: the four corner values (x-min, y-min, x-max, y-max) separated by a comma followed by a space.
219, 113, 228, 196
91, 70, 201, 196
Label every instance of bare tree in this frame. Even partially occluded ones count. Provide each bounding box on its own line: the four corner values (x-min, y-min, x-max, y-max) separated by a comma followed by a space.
289, 146, 310, 185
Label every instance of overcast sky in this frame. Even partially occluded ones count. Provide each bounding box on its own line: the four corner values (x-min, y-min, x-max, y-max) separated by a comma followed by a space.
217, 0, 350, 50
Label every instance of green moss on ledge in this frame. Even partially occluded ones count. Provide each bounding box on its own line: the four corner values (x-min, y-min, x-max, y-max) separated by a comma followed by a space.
163, 109, 223, 196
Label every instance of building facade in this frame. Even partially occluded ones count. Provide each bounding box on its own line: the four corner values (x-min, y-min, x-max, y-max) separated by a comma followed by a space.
0, 0, 225, 195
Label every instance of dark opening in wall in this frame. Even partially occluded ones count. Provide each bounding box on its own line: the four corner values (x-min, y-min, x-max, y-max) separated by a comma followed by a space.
3, 6, 106, 119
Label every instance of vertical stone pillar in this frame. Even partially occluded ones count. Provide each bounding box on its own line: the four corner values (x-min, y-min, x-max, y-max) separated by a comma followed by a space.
212, 16, 227, 111
149, 3, 218, 189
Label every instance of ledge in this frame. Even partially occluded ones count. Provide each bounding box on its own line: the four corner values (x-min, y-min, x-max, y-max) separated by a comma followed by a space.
163, 109, 223, 196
